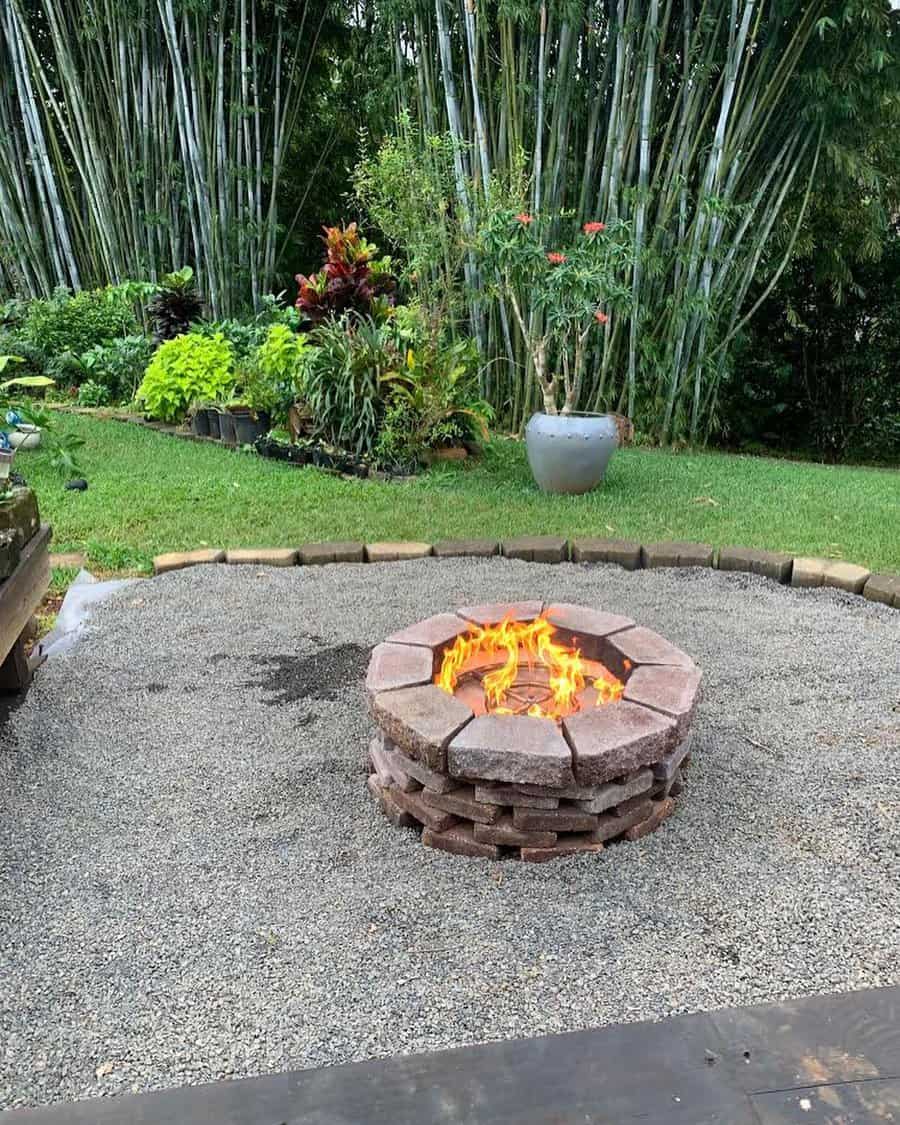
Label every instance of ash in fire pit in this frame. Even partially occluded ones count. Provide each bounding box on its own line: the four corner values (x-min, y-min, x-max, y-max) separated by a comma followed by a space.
366, 602, 700, 862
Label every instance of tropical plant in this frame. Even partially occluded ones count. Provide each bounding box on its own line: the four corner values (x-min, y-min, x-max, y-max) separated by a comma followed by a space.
478, 210, 632, 414
147, 268, 203, 342
375, 334, 492, 466
136, 333, 235, 422
295, 224, 399, 325
302, 316, 408, 456
22, 286, 138, 359
78, 335, 155, 402
238, 324, 315, 420
0, 355, 24, 377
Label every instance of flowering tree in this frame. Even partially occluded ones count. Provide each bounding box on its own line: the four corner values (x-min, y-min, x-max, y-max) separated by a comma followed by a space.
478, 211, 632, 415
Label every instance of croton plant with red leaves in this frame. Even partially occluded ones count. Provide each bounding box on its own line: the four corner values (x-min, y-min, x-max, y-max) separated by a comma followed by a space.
295, 223, 398, 324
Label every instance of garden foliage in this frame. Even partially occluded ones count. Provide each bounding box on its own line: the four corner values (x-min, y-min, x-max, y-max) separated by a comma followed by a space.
296, 225, 398, 324
22, 287, 137, 358
137, 333, 235, 423
237, 324, 315, 422
147, 268, 203, 342
303, 307, 490, 462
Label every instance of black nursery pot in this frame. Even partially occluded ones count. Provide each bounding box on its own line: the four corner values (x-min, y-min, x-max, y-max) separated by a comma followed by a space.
191, 409, 211, 437
233, 410, 270, 446
207, 410, 221, 440
218, 410, 237, 446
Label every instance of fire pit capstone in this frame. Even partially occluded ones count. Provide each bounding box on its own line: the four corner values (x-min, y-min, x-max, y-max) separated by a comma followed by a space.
366, 602, 700, 862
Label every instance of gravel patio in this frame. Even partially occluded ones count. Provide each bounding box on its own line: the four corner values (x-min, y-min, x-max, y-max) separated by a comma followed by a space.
1, 558, 898, 1112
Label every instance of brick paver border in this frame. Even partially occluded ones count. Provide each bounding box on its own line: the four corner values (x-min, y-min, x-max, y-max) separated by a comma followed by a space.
148, 537, 899, 610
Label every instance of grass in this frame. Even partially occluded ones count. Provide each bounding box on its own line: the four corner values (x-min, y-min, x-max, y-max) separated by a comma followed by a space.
22, 414, 900, 577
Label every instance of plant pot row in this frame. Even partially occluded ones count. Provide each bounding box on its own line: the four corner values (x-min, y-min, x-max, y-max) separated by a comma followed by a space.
191, 407, 270, 446
254, 435, 374, 477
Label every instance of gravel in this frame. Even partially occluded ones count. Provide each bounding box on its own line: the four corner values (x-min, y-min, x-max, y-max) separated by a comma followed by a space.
1, 558, 899, 1111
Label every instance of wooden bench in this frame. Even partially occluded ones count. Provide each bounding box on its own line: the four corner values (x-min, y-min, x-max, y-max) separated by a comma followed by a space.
0, 521, 51, 692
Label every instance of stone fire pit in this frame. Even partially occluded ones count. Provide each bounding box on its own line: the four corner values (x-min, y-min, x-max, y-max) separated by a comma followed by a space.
366, 602, 700, 862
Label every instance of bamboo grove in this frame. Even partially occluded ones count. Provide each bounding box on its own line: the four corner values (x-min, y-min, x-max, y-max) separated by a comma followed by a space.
377, 0, 896, 438
0, 0, 329, 316
1, 0, 896, 439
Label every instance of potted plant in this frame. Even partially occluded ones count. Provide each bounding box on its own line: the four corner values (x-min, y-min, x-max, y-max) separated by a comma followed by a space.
240, 323, 315, 446
0, 360, 84, 476
479, 210, 631, 493
189, 401, 212, 437
6, 416, 42, 450
216, 400, 238, 445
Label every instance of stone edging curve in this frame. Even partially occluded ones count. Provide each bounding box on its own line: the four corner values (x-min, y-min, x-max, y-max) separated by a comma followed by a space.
149, 536, 900, 611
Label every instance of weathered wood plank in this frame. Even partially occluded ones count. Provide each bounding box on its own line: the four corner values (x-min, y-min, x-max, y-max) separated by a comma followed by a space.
0, 522, 51, 668
710, 985, 900, 1094
3, 1012, 755, 1125
6, 987, 900, 1125
751, 1077, 900, 1122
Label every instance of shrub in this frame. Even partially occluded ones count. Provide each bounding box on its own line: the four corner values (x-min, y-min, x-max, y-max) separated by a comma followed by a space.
76, 379, 111, 407
23, 286, 138, 358
0, 327, 44, 380
302, 310, 491, 463
136, 332, 234, 422
237, 324, 314, 420
723, 233, 900, 463
295, 223, 398, 325
190, 295, 302, 360
79, 335, 155, 401
303, 316, 406, 456
191, 319, 269, 359
354, 117, 470, 327
375, 334, 492, 466
0, 297, 30, 331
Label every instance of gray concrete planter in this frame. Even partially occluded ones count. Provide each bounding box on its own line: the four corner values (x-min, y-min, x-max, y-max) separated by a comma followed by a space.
525, 412, 618, 494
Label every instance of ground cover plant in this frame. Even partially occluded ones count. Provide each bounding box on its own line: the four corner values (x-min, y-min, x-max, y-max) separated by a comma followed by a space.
24, 414, 900, 576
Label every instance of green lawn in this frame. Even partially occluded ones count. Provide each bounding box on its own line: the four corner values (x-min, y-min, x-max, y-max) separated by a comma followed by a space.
23, 414, 900, 576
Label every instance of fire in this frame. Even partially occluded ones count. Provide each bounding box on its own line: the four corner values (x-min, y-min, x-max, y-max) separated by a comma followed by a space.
436, 615, 624, 721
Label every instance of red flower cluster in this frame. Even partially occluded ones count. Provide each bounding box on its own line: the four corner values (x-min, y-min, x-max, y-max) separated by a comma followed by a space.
583, 221, 606, 235
594, 309, 609, 325
515, 212, 534, 225
546, 252, 567, 264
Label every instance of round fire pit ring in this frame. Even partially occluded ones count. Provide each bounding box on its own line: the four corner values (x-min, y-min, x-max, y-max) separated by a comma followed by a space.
366, 601, 701, 861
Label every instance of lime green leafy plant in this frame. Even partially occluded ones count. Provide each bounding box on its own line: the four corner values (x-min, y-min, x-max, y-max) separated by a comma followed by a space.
238, 323, 316, 420
137, 332, 235, 422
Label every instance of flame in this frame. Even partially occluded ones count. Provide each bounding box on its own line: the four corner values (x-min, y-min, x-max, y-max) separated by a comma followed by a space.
436, 615, 624, 721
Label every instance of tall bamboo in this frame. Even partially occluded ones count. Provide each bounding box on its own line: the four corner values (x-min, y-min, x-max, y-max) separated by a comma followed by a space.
373, 0, 839, 439
0, 0, 327, 314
